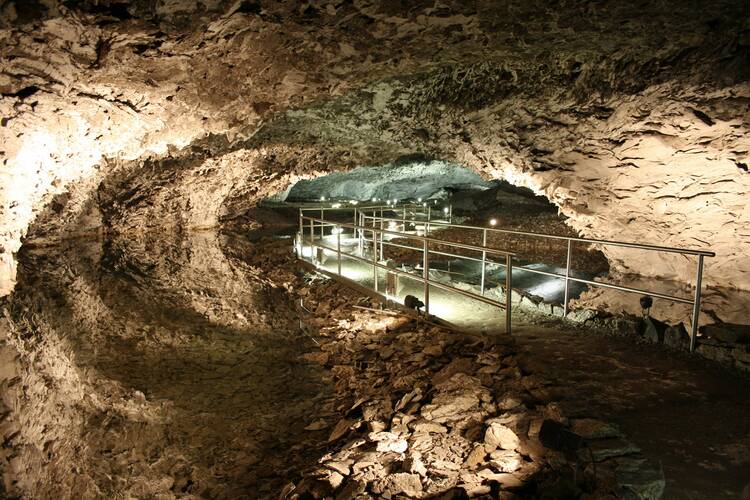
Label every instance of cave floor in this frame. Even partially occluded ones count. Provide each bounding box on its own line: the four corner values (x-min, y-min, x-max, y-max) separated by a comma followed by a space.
302, 234, 750, 498
511, 323, 750, 499
5, 231, 749, 498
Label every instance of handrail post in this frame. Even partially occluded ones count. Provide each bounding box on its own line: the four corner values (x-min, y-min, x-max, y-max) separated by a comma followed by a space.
379, 211, 384, 260
372, 227, 378, 292
423, 239, 430, 314
309, 218, 314, 262
505, 254, 512, 334
337, 229, 342, 276
690, 255, 705, 352
449, 204, 452, 224
563, 239, 572, 316
353, 207, 357, 239
297, 209, 303, 259
320, 207, 324, 239
480, 228, 488, 295
358, 212, 365, 257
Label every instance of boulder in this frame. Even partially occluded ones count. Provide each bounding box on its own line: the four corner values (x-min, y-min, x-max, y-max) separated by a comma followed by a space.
664, 323, 690, 350
567, 308, 597, 323
642, 317, 667, 343
484, 422, 520, 451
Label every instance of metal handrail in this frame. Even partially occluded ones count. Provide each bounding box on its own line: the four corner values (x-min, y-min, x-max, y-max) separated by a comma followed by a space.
358, 209, 713, 351
297, 214, 514, 334
307, 217, 515, 257
360, 213, 715, 257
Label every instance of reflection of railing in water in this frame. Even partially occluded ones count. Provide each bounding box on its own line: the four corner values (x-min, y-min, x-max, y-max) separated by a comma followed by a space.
296, 210, 514, 334
297, 203, 716, 352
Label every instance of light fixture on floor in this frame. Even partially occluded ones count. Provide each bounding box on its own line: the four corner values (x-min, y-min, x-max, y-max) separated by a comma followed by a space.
489, 218, 497, 226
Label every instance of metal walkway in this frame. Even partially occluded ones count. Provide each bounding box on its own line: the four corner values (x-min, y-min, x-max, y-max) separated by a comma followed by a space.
295, 203, 715, 349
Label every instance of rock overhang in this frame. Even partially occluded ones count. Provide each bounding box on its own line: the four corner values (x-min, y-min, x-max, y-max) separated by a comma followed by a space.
1, 0, 749, 295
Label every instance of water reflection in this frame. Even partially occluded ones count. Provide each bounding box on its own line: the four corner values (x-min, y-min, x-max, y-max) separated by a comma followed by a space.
10, 229, 331, 497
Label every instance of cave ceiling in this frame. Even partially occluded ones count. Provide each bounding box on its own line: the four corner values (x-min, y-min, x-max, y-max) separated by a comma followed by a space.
1, 0, 749, 294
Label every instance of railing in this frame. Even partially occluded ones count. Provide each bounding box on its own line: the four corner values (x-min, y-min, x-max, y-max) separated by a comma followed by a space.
296, 210, 514, 334
356, 207, 715, 352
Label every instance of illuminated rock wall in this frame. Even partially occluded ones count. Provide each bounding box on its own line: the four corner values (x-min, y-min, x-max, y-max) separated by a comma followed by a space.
1, 0, 749, 295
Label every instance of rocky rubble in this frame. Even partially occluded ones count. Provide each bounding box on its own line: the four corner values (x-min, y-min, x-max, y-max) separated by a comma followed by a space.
277, 263, 664, 499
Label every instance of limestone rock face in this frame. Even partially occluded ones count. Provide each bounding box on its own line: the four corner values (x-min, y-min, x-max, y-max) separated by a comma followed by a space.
1, 0, 749, 296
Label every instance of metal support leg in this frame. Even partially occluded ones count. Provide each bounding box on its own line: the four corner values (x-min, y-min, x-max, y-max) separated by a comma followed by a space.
353, 208, 357, 238
423, 239, 430, 314
337, 230, 342, 276
564, 239, 572, 316
690, 255, 705, 352
320, 208, 324, 239
505, 254, 512, 334
480, 228, 487, 295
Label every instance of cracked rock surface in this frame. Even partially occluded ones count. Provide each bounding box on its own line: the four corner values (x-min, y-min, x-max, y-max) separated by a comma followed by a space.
1, 0, 749, 295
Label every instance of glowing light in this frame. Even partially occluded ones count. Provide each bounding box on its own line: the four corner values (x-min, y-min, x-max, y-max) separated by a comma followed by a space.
417, 198, 422, 202
489, 218, 498, 226
443, 207, 449, 214
320, 196, 326, 202
388, 221, 397, 230
332, 226, 343, 235
422, 202, 427, 207
372, 197, 377, 202
332, 203, 342, 208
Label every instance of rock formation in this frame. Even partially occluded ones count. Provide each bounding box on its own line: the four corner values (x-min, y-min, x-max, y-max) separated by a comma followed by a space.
1, 0, 749, 296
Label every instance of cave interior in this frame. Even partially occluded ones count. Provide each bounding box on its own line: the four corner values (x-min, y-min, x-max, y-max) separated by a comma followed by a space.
1, 0, 750, 498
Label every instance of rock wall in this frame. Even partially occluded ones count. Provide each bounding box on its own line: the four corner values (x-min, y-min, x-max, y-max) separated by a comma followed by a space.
1, 0, 749, 296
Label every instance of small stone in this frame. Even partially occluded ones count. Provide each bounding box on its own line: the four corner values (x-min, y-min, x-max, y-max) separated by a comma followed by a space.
589, 438, 640, 461
497, 393, 524, 410
567, 308, 597, 323
476, 469, 524, 488
383, 472, 423, 497
302, 351, 330, 364
327, 471, 344, 489
570, 418, 622, 439
489, 449, 523, 472
432, 357, 475, 385
464, 444, 488, 470
412, 420, 448, 434
485, 422, 520, 451
328, 418, 353, 442
404, 454, 428, 477
324, 460, 351, 475
422, 343, 443, 356
305, 419, 329, 431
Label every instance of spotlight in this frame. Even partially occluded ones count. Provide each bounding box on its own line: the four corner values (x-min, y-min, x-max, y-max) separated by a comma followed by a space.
320, 196, 326, 202
372, 197, 377, 202
417, 197, 422, 202
489, 218, 497, 226
332, 203, 342, 208
443, 207, 449, 214
422, 202, 426, 207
